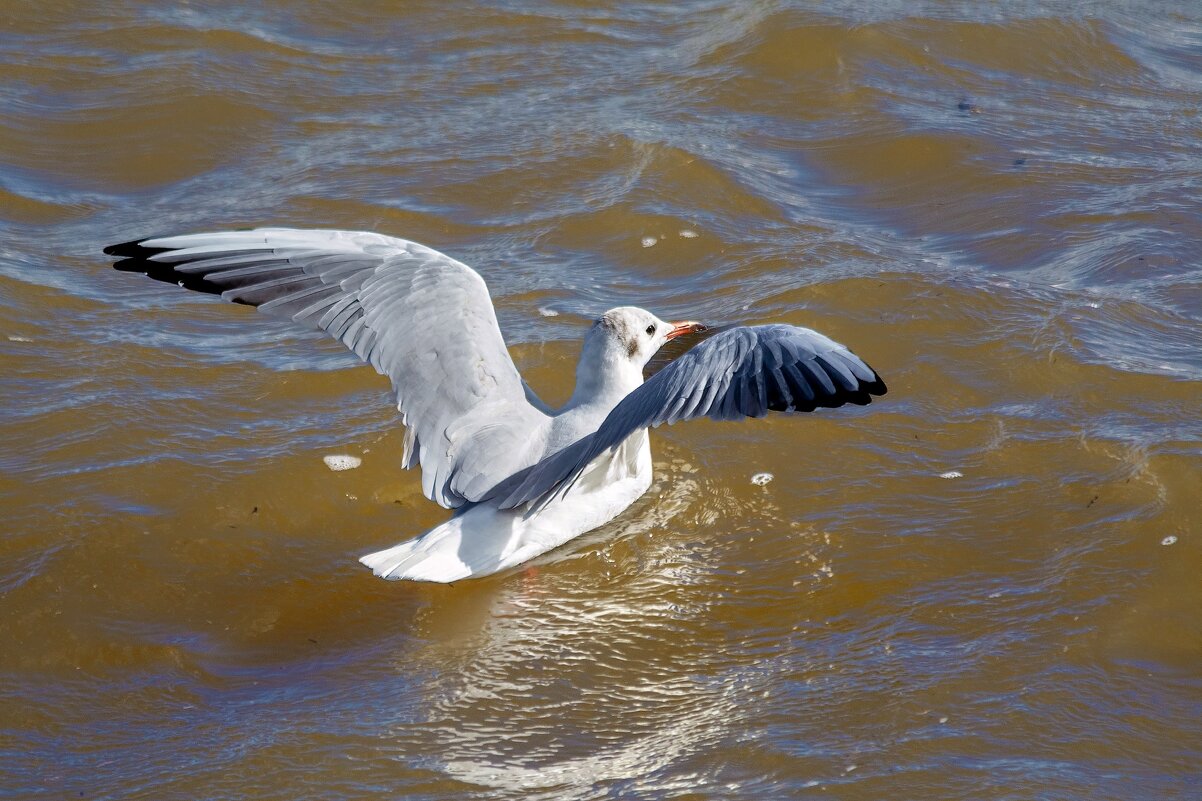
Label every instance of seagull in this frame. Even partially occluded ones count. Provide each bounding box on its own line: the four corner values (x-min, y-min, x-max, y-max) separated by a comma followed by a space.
106, 228, 886, 582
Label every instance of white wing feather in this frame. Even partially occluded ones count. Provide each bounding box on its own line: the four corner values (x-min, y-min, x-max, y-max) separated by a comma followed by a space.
108, 228, 550, 508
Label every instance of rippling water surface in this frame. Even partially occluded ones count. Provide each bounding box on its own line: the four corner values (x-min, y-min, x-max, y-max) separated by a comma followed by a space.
2, 2, 1201, 798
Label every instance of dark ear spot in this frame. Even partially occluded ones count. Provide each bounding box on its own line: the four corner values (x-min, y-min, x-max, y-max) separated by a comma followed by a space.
627, 338, 639, 358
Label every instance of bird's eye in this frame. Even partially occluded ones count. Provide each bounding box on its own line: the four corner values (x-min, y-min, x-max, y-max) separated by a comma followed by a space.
645, 324, 656, 335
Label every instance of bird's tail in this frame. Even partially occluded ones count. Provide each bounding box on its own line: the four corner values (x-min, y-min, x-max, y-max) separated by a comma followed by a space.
360, 503, 541, 582
358, 527, 474, 583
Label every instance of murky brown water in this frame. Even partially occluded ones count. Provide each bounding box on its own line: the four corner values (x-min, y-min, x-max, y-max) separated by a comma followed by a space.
2, 2, 1201, 798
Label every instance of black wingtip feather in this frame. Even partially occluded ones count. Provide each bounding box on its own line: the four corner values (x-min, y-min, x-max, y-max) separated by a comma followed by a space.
106, 237, 236, 299
863, 374, 888, 397
111, 254, 228, 297
104, 239, 171, 258
103, 239, 139, 257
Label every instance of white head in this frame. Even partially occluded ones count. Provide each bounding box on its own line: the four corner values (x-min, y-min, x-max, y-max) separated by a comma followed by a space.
573, 306, 705, 401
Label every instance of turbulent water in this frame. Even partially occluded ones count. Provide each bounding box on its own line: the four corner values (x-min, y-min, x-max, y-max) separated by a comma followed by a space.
2, 2, 1200, 799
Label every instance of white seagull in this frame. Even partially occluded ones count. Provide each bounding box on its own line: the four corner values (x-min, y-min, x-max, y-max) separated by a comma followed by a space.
106, 228, 886, 582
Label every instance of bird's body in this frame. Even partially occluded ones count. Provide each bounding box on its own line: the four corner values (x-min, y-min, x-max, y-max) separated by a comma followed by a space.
361, 432, 652, 581
106, 228, 886, 582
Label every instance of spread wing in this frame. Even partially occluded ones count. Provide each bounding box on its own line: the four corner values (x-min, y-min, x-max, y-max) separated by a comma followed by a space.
487, 324, 886, 511
106, 227, 550, 508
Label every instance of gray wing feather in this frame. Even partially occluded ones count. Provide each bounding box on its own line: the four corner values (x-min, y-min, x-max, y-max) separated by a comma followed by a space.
107, 227, 549, 509
488, 324, 885, 511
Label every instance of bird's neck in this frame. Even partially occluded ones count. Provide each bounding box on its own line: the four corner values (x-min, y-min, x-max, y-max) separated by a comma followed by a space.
566, 336, 644, 412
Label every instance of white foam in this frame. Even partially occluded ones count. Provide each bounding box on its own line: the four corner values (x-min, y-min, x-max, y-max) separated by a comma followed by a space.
323, 454, 362, 471
537, 307, 559, 317
1161, 535, 1178, 546
940, 470, 963, 479
751, 472, 773, 486
641, 236, 657, 248
679, 229, 698, 238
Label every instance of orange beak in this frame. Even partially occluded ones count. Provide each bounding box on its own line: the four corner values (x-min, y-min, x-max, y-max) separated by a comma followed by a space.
665, 320, 707, 341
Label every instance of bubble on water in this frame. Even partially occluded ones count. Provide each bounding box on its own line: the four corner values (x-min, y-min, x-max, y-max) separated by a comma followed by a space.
751, 472, 773, 486
7, 335, 33, 342
537, 307, 559, 317
939, 716, 949, 724
323, 454, 362, 471
1161, 535, 1178, 546
641, 236, 657, 248
940, 470, 963, 479
679, 229, 698, 238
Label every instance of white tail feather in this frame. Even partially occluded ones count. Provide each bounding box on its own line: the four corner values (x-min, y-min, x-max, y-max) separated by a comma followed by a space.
359, 535, 473, 583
